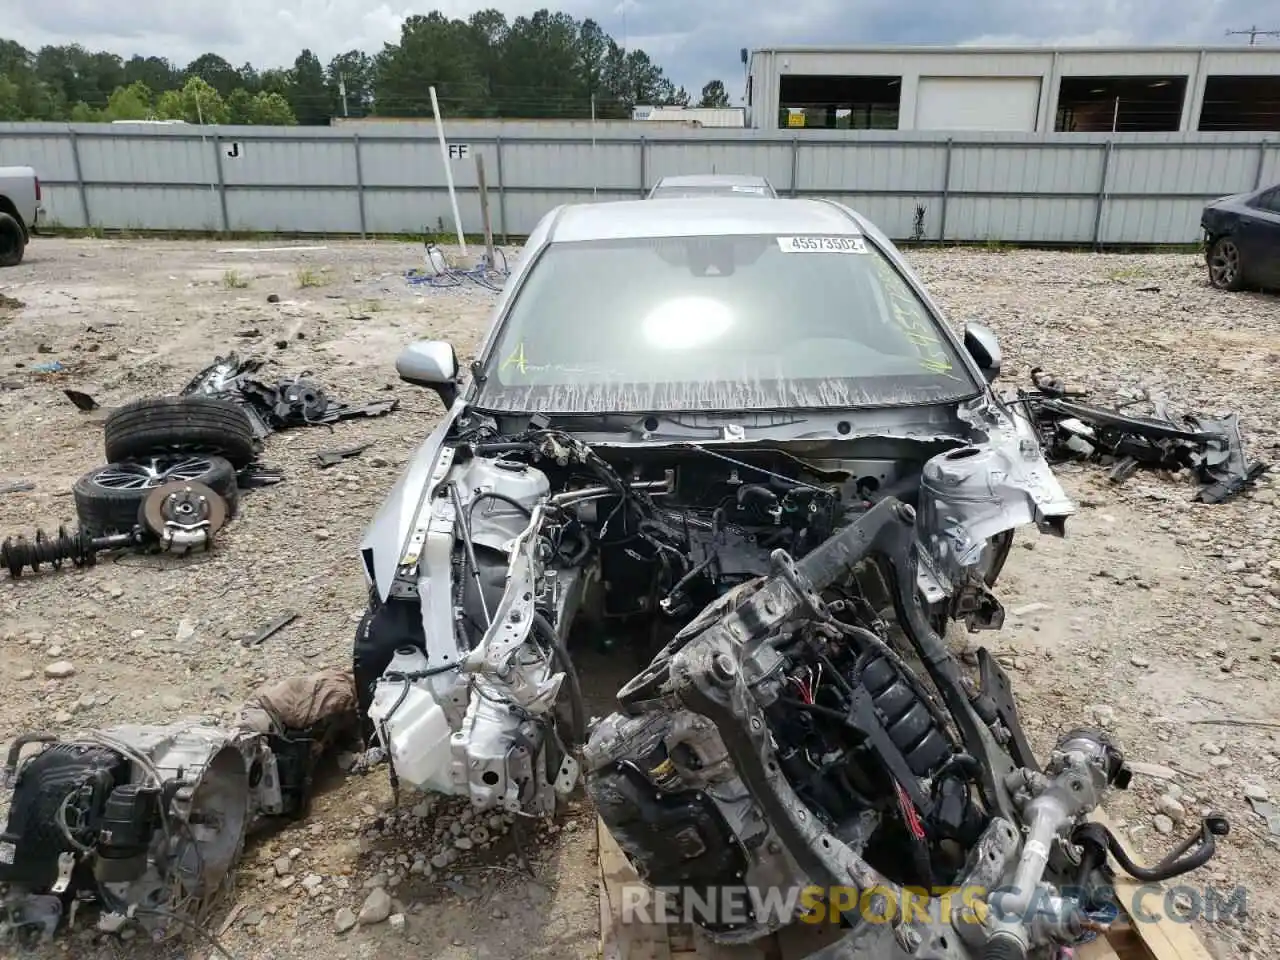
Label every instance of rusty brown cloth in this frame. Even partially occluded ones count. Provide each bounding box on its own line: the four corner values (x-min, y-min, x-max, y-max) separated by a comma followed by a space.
237, 668, 358, 754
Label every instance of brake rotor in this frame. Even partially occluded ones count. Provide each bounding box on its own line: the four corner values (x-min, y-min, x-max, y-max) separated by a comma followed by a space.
140, 480, 228, 551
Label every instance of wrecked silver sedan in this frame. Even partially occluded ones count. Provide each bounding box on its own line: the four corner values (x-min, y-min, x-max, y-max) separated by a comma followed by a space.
354, 198, 1225, 959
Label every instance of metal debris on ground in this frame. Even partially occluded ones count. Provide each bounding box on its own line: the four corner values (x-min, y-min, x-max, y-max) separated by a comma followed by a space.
1247, 797, 1280, 837
315, 442, 373, 468
238, 464, 284, 488
1018, 368, 1269, 504
0, 481, 34, 495
50, 352, 394, 553
62, 389, 98, 411
0, 670, 358, 953
242, 611, 299, 647
181, 354, 398, 439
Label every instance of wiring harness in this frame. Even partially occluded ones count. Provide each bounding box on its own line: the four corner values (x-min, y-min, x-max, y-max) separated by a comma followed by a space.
407, 242, 511, 292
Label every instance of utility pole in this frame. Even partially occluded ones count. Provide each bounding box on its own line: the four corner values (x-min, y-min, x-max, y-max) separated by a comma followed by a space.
1226, 25, 1280, 45
339, 74, 349, 117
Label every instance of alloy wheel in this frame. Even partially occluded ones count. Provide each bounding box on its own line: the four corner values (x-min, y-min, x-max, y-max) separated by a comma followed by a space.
94, 456, 221, 491
1209, 240, 1240, 289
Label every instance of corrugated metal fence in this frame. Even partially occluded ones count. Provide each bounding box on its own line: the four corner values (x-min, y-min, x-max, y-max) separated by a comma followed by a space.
0, 121, 1275, 244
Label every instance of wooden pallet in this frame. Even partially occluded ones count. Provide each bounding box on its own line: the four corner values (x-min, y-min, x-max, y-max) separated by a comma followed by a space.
598, 814, 1217, 960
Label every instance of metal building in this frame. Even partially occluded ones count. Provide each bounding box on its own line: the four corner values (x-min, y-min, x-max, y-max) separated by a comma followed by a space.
745, 44, 1280, 133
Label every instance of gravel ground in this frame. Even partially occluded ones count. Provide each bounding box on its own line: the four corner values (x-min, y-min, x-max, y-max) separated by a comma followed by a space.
0, 239, 1277, 960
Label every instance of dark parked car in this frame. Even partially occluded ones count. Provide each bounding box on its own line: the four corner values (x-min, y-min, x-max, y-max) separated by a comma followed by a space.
1201, 183, 1280, 291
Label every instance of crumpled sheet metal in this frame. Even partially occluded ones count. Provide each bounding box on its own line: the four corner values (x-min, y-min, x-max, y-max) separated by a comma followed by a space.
1021, 373, 1268, 505
915, 399, 1075, 598
181, 353, 398, 436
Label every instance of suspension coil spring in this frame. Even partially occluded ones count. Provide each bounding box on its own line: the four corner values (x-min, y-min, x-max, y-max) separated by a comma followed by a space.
0, 526, 98, 578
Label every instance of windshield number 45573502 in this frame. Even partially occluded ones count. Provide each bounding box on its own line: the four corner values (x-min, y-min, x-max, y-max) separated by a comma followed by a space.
776, 236, 867, 254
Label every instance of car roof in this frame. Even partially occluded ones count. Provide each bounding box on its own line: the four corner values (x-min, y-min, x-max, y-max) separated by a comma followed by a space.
548, 198, 861, 243
653, 174, 771, 188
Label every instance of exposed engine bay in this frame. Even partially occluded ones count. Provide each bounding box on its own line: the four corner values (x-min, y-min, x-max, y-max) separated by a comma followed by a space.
355, 423, 1025, 809
350, 417, 1227, 959
0, 671, 354, 949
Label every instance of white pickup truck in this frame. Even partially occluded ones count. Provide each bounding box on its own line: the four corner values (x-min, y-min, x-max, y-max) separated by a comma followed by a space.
0, 166, 42, 267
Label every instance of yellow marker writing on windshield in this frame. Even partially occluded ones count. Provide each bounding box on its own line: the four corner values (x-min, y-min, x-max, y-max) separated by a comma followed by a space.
501, 341, 528, 375
871, 257, 962, 382
921, 357, 957, 375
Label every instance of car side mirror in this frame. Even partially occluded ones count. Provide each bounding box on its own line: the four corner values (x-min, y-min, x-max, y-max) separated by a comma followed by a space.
396, 340, 459, 408
963, 323, 1002, 383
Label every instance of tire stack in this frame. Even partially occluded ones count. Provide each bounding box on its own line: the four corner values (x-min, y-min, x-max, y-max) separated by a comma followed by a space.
72, 397, 258, 537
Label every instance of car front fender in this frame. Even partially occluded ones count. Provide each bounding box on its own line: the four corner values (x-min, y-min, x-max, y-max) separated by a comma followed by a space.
915, 401, 1075, 599
359, 402, 467, 601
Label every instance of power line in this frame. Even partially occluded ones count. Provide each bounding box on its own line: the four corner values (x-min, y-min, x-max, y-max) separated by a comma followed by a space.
1225, 25, 1280, 45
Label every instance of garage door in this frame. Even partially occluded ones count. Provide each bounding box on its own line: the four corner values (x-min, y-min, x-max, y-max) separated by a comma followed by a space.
914, 77, 1043, 132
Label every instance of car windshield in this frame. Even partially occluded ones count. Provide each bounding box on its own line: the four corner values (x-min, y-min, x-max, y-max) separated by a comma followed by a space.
652, 184, 771, 198
474, 233, 979, 414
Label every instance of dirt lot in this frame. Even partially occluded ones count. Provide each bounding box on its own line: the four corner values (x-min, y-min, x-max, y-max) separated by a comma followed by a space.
0, 238, 1278, 960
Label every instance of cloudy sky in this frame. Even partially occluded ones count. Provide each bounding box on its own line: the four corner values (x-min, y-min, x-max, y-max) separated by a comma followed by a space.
3, 0, 1279, 95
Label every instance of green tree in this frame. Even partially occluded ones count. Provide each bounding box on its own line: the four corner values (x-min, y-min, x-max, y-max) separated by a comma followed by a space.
601, 43, 682, 112
327, 50, 375, 117
227, 87, 254, 124
497, 10, 581, 117
0, 76, 22, 121
87, 52, 126, 100
124, 55, 181, 95
227, 87, 297, 125
466, 9, 509, 115
103, 81, 154, 120
236, 63, 261, 94
259, 68, 291, 99
0, 14, 683, 121
375, 12, 484, 117
185, 53, 239, 97
0, 41, 31, 79
575, 19, 611, 108
249, 91, 296, 125
698, 79, 730, 108
156, 76, 229, 124
36, 45, 97, 109
69, 101, 99, 122
0, 42, 46, 118
288, 50, 330, 124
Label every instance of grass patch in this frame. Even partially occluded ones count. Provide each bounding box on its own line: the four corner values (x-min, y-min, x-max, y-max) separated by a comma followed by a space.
296, 267, 327, 288
223, 269, 250, 289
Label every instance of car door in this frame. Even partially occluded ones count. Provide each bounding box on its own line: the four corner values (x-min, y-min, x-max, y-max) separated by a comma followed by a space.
1240, 186, 1280, 288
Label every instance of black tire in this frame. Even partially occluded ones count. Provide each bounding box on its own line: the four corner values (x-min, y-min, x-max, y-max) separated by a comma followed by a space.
104, 396, 257, 468
0, 212, 25, 267
73, 455, 239, 536
1207, 236, 1245, 292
